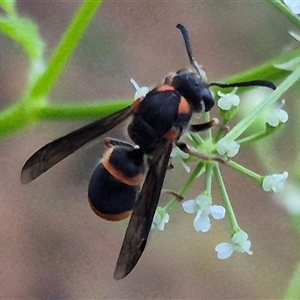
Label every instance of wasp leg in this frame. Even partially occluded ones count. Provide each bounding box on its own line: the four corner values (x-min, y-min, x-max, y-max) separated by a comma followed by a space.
189, 117, 230, 135
166, 162, 174, 170
104, 138, 136, 149
162, 189, 184, 202
217, 125, 230, 135
189, 118, 218, 132
176, 142, 225, 164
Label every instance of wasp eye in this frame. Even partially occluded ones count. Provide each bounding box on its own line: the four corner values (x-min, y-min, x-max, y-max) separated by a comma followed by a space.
200, 88, 214, 112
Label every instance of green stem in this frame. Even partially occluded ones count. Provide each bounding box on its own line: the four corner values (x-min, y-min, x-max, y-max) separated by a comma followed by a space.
204, 112, 213, 140
225, 68, 300, 141
227, 160, 263, 183
0, 102, 30, 140
28, 0, 103, 103
180, 162, 206, 195
188, 133, 204, 147
36, 99, 131, 120
237, 129, 271, 146
204, 164, 213, 197
213, 165, 240, 232
267, 0, 300, 30
164, 162, 205, 212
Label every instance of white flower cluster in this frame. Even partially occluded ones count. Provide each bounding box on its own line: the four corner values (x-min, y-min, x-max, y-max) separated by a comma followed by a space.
130, 77, 289, 262
182, 195, 253, 260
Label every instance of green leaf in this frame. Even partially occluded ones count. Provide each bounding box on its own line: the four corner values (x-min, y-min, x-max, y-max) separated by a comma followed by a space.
29, 0, 103, 101
0, 16, 44, 62
0, 1, 16, 16
274, 56, 300, 71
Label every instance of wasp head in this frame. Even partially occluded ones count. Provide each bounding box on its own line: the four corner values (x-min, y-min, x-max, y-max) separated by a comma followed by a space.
170, 69, 214, 113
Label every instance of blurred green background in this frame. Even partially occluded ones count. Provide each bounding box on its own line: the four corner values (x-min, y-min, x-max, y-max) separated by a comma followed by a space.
0, 1, 298, 299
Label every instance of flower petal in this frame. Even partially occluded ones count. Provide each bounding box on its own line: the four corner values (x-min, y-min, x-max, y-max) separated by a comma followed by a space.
216, 138, 240, 157
182, 199, 198, 214
242, 240, 253, 255
130, 78, 149, 99
266, 101, 289, 127
195, 194, 212, 208
171, 147, 191, 173
210, 205, 226, 220
157, 214, 169, 231
262, 172, 288, 193
232, 231, 248, 244
217, 88, 240, 110
194, 211, 211, 232
152, 209, 169, 231
231, 231, 253, 255
153, 210, 161, 224
215, 242, 234, 259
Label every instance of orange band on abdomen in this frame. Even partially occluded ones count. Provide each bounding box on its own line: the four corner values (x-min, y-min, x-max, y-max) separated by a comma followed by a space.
102, 149, 144, 186
88, 198, 133, 221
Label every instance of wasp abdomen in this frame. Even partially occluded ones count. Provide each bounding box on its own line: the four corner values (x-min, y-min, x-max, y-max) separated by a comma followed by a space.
88, 147, 145, 221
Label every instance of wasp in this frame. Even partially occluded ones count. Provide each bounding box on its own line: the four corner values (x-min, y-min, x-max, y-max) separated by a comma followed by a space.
21, 24, 276, 279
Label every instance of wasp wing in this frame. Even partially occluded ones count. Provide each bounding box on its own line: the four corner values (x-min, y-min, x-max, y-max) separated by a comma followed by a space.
114, 142, 173, 280
21, 105, 134, 184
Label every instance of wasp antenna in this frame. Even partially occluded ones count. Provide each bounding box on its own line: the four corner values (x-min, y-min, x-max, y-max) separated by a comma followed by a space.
209, 80, 276, 91
176, 24, 202, 77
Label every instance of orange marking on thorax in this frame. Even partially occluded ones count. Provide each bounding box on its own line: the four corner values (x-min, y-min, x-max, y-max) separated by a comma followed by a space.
155, 84, 176, 92
178, 96, 191, 114
156, 85, 191, 114
163, 127, 180, 142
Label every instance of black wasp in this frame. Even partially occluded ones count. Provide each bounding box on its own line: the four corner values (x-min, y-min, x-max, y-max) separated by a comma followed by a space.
21, 24, 276, 279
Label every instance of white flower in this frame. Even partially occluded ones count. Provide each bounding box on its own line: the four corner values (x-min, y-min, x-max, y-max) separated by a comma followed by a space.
284, 0, 300, 14
216, 138, 240, 158
182, 195, 225, 232
130, 78, 149, 100
217, 87, 240, 110
266, 100, 289, 127
262, 171, 288, 193
171, 147, 190, 173
215, 231, 253, 259
152, 207, 169, 231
